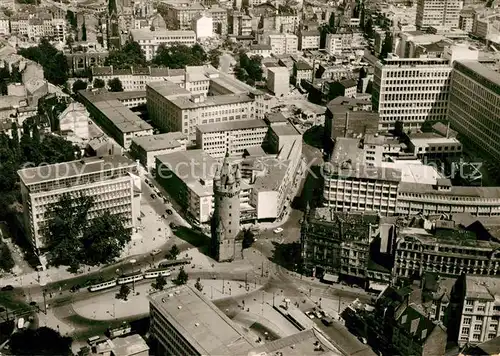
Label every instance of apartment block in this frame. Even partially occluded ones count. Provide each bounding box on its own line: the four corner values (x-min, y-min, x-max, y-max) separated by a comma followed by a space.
165, 3, 227, 35
196, 119, 268, 159
147, 66, 266, 142
267, 33, 298, 55
447, 60, 500, 164
298, 30, 320, 51
459, 9, 475, 33
11, 13, 66, 42
416, 0, 463, 30
18, 156, 139, 251
129, 29, 196, 61
373, 56, 452, 131
301, 209, 379, 284
455, 276, 500, 347
274, 14, 299, 33
325, 32, 353, 55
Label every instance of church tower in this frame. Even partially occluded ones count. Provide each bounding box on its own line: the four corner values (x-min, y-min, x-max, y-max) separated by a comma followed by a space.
211, 154, 243, 262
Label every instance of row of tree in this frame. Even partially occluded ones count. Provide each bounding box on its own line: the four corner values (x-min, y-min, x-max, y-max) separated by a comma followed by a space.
72, 77, 123, 93
105, 41, 222, 70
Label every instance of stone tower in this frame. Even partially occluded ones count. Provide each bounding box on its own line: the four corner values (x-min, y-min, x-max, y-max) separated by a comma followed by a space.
211, 154, 243, 262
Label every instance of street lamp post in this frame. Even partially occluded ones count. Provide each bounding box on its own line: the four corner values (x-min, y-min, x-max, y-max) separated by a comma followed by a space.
130, 259, 137, 293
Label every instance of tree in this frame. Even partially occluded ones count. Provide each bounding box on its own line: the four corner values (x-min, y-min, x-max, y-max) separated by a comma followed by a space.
108, 78, 123, 92
72, 79, 87, 93
93, 78, 105, 88
364, 18, 374, 38
32, 124, 40, 145
168, 244, 180, 260
152, 275, 167, 290
359, 5, 365, 31
80, 212, 131, 266
116, 284, 131, 300
81, 22, 87, 41
18, 39, 69, 85
194, 277, 203, 291
104, 41, 147, 69
9, 327, 73, 355
242, 229, 255, 249
10, 65, 21, 83
43, 194, 93, 270
66, 10, 77, 30
208, 48, 221, 68
66, 34, 74, 51
379, 31, 393, 59
0, 243, 14, 272
174, 267, 188, 285
328, 12, 336, 31
152, 43, 207, 69
357, 67, 367, 92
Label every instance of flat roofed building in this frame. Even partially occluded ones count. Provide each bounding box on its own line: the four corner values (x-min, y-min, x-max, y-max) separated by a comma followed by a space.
18, 156, 139, 250
147, 72, 264, 142
416, 0, 462, 30
129, 29, 196, 61
130, 132, 188, 169
406, 132, 462, 157
298, 30, 320, 50
155, 150, 251, 223
91, 66, 186, 92
448, 60, 500, 164
267, 33, 298, 55
78, 90, 153, 149
373, 57, 452, 132
267, 66, 289, 97
149, 285, 255, 356
196, 119, 268, 159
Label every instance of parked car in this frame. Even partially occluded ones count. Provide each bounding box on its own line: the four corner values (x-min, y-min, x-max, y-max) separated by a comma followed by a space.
305, 311, 315, 319
148, 183, 154, 188
273, 227, 283, 234
166, 209, 173, 215
150, 249, 161, 256
150, 194, 156, 199
145, 179, 149, 184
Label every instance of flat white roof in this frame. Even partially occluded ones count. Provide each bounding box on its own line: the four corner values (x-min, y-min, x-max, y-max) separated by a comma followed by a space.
380, 161, 441, 185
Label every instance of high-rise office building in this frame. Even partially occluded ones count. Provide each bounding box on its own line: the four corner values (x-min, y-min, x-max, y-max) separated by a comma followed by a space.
373, 45, 477, 131
373, 56, 452, 132
447, 60, 500, 164
416, 0, 463, 30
